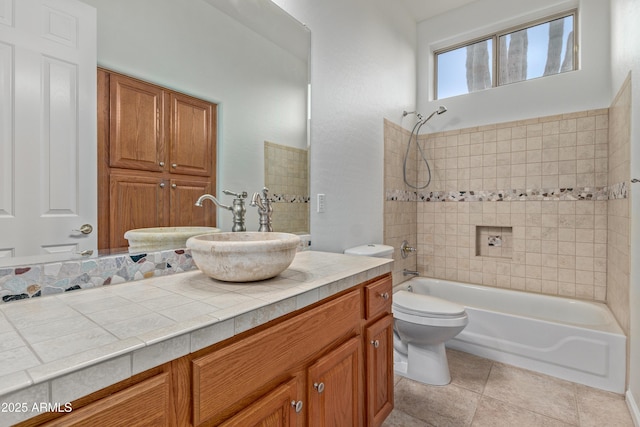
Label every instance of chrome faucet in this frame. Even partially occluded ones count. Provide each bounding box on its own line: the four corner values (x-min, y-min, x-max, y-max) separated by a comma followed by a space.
403, 269, 419, 277
195, 190, 247, 232
250, 187, 273, 232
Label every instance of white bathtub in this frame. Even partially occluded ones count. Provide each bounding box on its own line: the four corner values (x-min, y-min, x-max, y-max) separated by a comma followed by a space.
398, 277, 626, 393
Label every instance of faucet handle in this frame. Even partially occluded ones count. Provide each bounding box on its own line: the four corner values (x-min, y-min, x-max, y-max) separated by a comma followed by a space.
222, 190, 248, 199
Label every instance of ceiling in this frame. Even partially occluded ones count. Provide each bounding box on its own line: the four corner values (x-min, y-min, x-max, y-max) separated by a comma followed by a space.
398, 0, 479, 22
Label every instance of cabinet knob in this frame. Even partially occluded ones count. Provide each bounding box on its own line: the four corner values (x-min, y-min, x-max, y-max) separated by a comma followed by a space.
378, 292, 390, 300
313, 382, 325, 393
171, 163, 177, 168
371, 340, 380, 348
159, 182, 165, 188
159, 161, 165, 167
290, 400, 303, 413
171, 183, 177, 189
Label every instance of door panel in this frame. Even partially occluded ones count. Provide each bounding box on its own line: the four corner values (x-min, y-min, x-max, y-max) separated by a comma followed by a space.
170, 178, 214, 227
307, 337, 362, 427
0, 0, 96, 259
170, 93, 213, 176
219, 377, 302, 427
366, 314, 394, 427
109, 173, 167, 249
110, 74, 166, 172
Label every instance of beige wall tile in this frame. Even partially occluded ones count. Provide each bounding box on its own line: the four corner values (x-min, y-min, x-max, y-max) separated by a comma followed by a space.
384, 102, 628, 307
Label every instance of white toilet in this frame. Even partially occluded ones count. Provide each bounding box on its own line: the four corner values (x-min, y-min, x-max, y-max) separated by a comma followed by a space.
392, 289, 468, 385
343, 243, 467, 385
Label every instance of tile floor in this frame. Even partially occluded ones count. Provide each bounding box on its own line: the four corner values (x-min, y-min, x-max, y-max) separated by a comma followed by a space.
383, 349, 635, 427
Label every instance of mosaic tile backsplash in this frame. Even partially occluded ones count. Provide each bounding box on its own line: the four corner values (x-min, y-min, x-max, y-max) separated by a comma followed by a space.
0, 250, 196, 303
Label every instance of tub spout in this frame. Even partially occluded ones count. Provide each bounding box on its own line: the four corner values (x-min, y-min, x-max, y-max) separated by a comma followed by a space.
403, 269, 419, 276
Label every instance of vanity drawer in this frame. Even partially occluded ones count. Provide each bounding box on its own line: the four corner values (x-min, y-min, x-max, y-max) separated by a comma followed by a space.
192, 289, 361, 426
364, 275, 392, 320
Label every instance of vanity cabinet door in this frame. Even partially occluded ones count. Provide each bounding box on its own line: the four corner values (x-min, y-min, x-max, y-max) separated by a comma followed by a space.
307, 337, 362, 427
170, 178, 215, 227
365, 314, 394, 427
219, 377, 304, 427
169, 93, 215, 177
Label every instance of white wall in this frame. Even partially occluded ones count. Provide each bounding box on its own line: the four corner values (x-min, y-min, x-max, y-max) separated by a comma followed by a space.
611, 0, 640, 420
416, 0, 612, 133
270, 0, 417, 252
80, 0, 308, 232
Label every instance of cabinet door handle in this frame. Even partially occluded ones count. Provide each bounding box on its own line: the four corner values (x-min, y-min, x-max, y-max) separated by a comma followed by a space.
171, 183, 177, 189
159, 161, 165, 167
291, 400, 303, 413
171, 163, 177, 168
313, 382, 325, 393
371, 340, 380, 348
159, 182, 165, 188
378, 292, 390, 300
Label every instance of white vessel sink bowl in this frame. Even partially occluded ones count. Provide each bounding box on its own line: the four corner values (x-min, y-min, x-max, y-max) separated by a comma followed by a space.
124, 226, 220, 252
186, 232, 300, 282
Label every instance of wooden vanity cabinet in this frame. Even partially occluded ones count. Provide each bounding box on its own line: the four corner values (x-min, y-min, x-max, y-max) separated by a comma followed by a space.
98, 69, 217, 249
16, 273, 393, 427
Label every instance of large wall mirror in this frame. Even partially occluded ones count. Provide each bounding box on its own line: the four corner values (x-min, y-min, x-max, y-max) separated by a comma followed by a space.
0, 0, 310, 267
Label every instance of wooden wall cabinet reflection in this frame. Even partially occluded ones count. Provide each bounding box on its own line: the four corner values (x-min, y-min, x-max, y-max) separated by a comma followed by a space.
97, 69, 217, 250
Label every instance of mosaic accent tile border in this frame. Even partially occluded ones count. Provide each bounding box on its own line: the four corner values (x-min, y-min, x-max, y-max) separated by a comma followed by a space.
607, 181, 628, 200
0, 250, 196, 303
386, 182, 628, 202
271, 194, 310, 203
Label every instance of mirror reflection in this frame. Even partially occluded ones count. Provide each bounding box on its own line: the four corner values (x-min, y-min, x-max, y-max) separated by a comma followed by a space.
0, 0, 310, 267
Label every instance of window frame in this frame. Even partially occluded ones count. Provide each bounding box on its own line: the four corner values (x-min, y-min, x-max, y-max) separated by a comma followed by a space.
434, 9, 578, 100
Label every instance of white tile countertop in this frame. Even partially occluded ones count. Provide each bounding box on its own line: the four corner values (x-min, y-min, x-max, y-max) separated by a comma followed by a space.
0, 251, 392, 426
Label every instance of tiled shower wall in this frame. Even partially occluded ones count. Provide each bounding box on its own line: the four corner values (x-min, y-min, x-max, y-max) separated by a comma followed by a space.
607, 74, 631, 336
384, 100, 630, 308
264, 141, 309, 233
384, 121, 418, 284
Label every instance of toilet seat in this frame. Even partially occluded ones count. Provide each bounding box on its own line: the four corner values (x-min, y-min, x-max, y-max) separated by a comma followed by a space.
392, 290, 467, 326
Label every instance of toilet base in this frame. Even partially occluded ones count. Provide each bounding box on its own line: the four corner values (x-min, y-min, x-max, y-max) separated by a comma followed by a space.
394, 343, 452, 386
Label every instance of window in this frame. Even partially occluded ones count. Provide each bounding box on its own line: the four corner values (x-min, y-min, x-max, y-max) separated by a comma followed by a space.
435, 11, 576, 99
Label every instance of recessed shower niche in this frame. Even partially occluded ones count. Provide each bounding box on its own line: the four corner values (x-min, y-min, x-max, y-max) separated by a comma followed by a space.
475, 226, 513, 259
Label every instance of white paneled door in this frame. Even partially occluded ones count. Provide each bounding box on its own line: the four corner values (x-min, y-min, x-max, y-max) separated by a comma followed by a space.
0, 0, 96, 261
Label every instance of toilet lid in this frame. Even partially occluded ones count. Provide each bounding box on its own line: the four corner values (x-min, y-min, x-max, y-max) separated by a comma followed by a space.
393, 290, 466, 317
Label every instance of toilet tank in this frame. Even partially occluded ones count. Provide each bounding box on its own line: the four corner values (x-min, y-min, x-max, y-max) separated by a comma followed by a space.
344, 244, 394, 259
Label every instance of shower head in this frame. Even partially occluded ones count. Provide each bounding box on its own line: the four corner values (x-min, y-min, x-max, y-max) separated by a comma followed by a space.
421, 105, 448, 123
